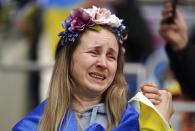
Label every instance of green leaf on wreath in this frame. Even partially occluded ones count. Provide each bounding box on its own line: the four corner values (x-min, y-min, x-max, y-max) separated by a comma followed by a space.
89, 24, 101, 31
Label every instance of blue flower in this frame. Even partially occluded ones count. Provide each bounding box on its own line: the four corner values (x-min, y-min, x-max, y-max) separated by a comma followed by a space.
58, 30, 79, 45
114, 23, 127, 44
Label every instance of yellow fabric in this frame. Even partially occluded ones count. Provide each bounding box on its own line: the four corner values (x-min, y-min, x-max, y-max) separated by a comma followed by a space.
167, 80, 181, 95
42, 5, 82, 59
139, 101, 173, 131
170, 126, 173, 131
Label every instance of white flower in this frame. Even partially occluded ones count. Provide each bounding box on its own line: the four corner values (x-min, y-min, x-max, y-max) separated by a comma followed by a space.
84, 6, 122, 27
84, 6, 98, 19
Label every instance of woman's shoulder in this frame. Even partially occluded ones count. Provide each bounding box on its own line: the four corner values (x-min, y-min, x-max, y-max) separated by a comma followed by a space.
12, 100, 47, 131
121, 103, 139, 121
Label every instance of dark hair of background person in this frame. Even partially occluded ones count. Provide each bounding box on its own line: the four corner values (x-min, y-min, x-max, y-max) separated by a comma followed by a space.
113, 0, 153, 62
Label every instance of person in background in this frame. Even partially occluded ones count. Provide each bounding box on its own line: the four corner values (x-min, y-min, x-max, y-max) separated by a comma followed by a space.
159, 2, 195, 100
13, 6, 173, 131
114, 0, 153, 62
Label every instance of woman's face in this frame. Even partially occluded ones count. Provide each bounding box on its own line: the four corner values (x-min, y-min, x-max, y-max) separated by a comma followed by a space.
71, 28, 119, 95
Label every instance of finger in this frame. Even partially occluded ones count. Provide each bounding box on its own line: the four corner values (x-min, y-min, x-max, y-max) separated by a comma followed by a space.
165, 2, 172, 8
146, 82, 157, 87
168, 92, 172, 100
141, 86, 161, 96
160, 13, 173, 24
141, 83, 154, 91
163, 90, 175, 115
170, 96, 175, 116
175, 9, 183, 21
160, 90, 168, 95
175, 9, 187, 29
143, 93, 162, 101
167, 91, 174, 115
148, 98, 161, 105
159, 90, 172, 100
162, 3, 173, 16
141, 82, 157, 89
165, 88, 169, 92
162, 6, 172, 17
159, 24, 177, 33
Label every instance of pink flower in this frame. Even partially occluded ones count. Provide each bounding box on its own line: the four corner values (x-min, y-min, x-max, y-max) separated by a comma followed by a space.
69, 8, 95, 32
84, 6, 121, 27
95, 8, 111, 20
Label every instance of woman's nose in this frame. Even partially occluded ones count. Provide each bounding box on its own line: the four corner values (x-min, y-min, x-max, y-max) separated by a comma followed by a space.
96, 56, 107, 69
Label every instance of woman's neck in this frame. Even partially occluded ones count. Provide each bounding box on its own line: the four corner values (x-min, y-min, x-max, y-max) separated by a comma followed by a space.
71, 89, 102, 113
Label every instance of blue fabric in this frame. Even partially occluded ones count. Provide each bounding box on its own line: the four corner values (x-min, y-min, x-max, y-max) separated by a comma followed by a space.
12, 102, 139, 131
12, 101, 46, 131
39, 0, 81, 9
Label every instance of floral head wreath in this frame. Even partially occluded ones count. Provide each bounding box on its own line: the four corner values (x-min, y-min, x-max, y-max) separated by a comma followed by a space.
58, 6, 128, 52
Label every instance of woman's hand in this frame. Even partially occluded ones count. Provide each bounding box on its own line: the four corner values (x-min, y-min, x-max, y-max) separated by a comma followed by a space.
155, 90, 174, 122
141, 82, 174, 122
141, 83, 162, 105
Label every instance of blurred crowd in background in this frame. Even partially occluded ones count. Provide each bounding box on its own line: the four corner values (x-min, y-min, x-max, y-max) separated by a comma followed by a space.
0, 0, 195, 130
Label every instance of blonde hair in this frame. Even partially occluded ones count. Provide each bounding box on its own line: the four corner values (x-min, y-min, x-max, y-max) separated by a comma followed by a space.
39, 26, 128, 131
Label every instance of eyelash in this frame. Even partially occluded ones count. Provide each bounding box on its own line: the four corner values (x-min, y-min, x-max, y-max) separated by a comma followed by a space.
88, 51, 116, 60
89, 51, 97, 54
108, 54, 115, 60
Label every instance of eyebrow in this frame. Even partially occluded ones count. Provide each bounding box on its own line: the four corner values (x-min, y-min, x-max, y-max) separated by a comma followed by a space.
87, 46, 118, 55
108, 48, 118, 55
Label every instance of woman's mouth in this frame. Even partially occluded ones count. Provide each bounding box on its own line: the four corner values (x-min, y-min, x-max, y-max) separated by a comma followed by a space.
89, 72, 106, 80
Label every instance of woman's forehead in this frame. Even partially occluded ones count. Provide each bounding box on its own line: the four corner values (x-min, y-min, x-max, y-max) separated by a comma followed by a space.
79, 28, 119, 51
